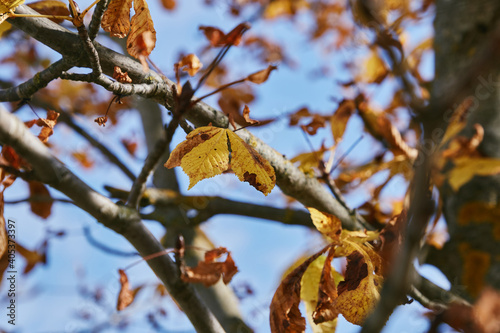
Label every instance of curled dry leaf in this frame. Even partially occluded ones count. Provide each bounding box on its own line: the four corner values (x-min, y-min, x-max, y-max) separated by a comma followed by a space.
270, 245, 331, 333
94, 116, 108, 127
181, 247, 238, 287
117, 269, 134, 310
242, 105, 259, 125
127, 0, 156, 61
178, 54, 203, 77
29, 110, 59, 144
101, 0, 133, 38
312, 247, 338, 325
165, 125, 276, 195
246, 65, 278, 84
113, 66, 132, 83
28, 0, 70, 23
27, 181, 53, 219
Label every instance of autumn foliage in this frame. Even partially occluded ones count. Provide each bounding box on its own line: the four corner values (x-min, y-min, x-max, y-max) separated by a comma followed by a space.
1, 0, 500, 332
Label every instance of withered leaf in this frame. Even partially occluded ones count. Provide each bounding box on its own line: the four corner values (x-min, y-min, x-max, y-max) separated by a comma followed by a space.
17, 242, 47, 274
127, 0, 156, 59
160, 0, 175, 10
181, 248, 238, 287
308, 207, 342, 242
28, 181, 53, 219
270, 245, 331, 333
113, 66, 132, 83
312, 247, 338, 324
178, 54, 203, 77
28, 0, 70, 23
117, 269, 134, 310
246, 65, 278, 84
35, 110, 59, 143
199, 26, 226, 47
101, 0, 133, 38
242, 105, 259, 125
330, 99, 355, 145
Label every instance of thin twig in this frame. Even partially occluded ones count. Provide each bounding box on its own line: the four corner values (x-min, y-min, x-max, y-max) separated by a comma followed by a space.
74, 23, 102, 77
0, 59, 72, 101
4, 196, 73, 205
83, 226, 139, 257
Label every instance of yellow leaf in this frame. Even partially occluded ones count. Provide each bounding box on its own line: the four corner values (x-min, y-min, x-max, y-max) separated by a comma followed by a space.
291, 145, 330, 175
180, 127, 229, 189
440, 97, 473, 147
360, 50, 388, 84
330, 100, 355, 145
0, 21, 11, 38
308, 207, 342, 241
226, 130, 276, 195
0, 0, 24, 13
263, 0, 309, 19
448, 157, 500, 191
127, 0, 156, 59
27, 0, 70, 23
101, 0, 133, 38
165, 126, 276, 195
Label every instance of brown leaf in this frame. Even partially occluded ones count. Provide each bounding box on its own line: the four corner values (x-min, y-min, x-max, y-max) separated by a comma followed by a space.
101, 0, 133, 38
199, 26, 226, 47
35, 110, 59, 143
72, 151, 94, 169
181, 249, 238, 287
474, 288, 500, 333
330, 99, 355, 145
377, 211, 405, 276
113, 66, 132, 83
27, 181, 52, 219
242, 105, 259, 125
246, 65, 278, 84
17, 242, 47, 274
94, 116, 108, 127
121, 138, 138, 156
289, 107, 311, 126
27, 0, 70, 23
312, 247, 338, 324
160, 0, 175, 10
117, 269, 135, 310
222, 22, 250, 46
301, 114, 326, 135
127, 0, 156, 60
270, 245, 331, 333
178, 54, 203, 77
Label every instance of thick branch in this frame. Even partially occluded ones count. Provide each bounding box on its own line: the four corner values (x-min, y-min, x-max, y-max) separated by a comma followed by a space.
0, 107, 224, 333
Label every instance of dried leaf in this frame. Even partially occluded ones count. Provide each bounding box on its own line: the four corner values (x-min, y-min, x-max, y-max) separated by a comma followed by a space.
270, 245, 331, 333
117, 269, 134, 310
72, 151, 94, 169
178, 54, 203, 77
242, 105, 259, 125
181, 248, 238, 287
330, 100, 355, 145
27, 181, 53, 219
94, 116, 108, 127
34, 110, 59, 143
222, 22, 250, 46
290, 145, 330, 175
121, 138, 138, 156
474, 288, 500, 333
165, 126, 276, 195
264, 0, 309, 19
359, 50, 388, 84
308, 207, 342, 242
113, 66, 132, 83
312, 247, 338, 325
17, 242, 46, 274
246, 65, 278, 84
302, 114, 327, 135
27, 0, 70, 23
127, 0, 156, 59
199, 26, 226, 47
101, 0, 133, 38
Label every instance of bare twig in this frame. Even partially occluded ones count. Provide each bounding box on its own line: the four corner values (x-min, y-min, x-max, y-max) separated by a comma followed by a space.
88, 0, 109, 41
83, 226, 139, 257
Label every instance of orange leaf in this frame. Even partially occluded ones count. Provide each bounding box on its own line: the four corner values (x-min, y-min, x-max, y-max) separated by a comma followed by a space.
27, 181, 53, 219
121, 138, 138, 156
199, 26, 226, 47
242, 105, 259, 125
178, 54, 203, 77
160, 0, 175, 10
117, 269, 135, 310
27, 0, 70, 23
330, 99, 355, 145
17, 242, 47, 274
35, 110, 59, 143
181, 248, 238, 287
113, 66, 132, 83
222, 22, 250, 46
246, 65, 277, 84
72, 151, 94, 169
127, 0, 156, 59
101, 0, 133, 38
270, 245, 331, 333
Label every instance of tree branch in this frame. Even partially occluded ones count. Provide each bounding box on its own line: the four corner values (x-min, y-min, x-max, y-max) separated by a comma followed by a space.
0, 106, 225, 333
7, 5, 368, 232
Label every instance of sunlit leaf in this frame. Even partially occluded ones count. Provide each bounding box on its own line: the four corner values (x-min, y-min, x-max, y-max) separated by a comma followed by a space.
0, 0, 24, 13
127, 0, 156, 60
28, 0, 70, 23
101, 0, 133, 38
246, 65, 278, 84
27, 181, 53, 219
181, 247, 238, 287
178, 53, 203, 76
308, 207, 342, 242
117, 269, 135, 310
448, 157, 500, 191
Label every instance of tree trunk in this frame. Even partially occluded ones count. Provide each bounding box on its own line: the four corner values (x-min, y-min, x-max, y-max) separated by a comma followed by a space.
430, 0, 500, 300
